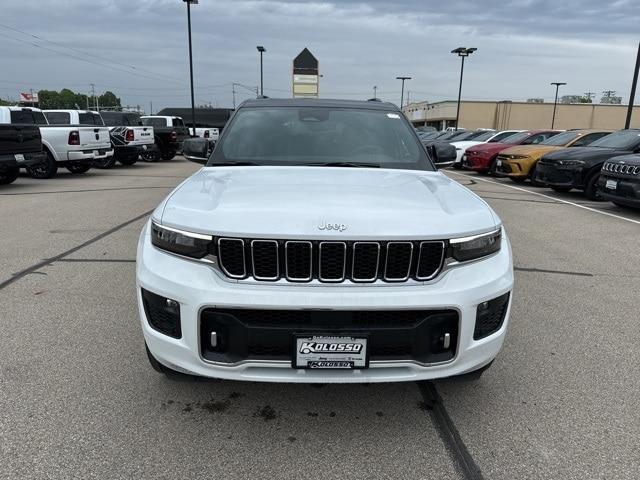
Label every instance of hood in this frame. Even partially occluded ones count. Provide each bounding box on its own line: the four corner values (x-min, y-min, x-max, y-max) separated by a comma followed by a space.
541, 146, 630, 164
160, 166, 499, 240
500, 144, 562, 159
466, 142, 512, 155
451, 140, 485, 149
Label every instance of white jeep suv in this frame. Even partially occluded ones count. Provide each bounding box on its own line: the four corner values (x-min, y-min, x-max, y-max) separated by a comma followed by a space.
137, 98, 513, 383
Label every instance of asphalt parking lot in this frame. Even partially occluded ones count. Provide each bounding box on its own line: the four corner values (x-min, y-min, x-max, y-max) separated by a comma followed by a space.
1, 159, 639, 480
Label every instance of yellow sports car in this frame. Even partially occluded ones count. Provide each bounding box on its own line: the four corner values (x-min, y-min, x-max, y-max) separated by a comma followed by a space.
494, 130, 612, 183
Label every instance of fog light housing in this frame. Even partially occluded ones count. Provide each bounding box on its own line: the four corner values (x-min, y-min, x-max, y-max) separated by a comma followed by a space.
474, 292, 510, 340
141, 288, 182, 339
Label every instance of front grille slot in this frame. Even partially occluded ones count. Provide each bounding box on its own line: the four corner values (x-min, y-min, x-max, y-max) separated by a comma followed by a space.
319, 242, 346, 282
216, 237, 447, 283
285, 241, 312, 281
217, 238, 246, 278
384, 242, 413, 281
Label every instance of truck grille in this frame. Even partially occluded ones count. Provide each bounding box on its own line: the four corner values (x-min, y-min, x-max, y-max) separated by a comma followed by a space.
603, 162, 640, 176
216, 238, 446, 283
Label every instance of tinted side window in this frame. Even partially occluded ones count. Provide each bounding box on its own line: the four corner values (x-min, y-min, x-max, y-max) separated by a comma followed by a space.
45, 112, 71, 124
523, 133, 556, 145
489, 131, 518, 142
571, 132, 609, 147
174, 118, 185, 127
10, 110, 35, 124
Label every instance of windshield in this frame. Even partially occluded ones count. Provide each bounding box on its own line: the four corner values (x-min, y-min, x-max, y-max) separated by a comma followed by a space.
101, 112, 141, 126
210, 106, 433, 170
540, 131, 581, 146
78, 112, 104, 125
142, 117, 168, 128
589, 130, 640, 149
470, 131, 497, 142
502, 131, 530, 144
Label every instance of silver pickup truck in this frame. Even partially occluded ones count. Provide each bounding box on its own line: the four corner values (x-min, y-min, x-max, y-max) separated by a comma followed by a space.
0, 107, 113, 179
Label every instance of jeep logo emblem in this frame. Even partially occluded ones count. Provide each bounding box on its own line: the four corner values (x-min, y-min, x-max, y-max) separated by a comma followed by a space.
318, 221, 347, 232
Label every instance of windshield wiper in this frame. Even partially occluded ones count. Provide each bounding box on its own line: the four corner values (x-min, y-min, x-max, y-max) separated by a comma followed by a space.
305, 162, 380, 168
208, 161, 261, 166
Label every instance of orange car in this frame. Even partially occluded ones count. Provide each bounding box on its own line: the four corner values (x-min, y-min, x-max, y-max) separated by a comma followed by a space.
494, 130, 612, 183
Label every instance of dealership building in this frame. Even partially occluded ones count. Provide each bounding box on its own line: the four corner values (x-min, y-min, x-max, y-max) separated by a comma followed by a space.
402, 100, 640, 131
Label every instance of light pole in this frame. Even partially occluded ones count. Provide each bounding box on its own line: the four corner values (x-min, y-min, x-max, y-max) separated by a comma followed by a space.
396, 76, 411, 108
625, 41, 640, 129
257, 46, 266, 98
550, 82, 566, 129
373, 85, 377, 99
451, 47, 477, 130
183, 0, 198, 137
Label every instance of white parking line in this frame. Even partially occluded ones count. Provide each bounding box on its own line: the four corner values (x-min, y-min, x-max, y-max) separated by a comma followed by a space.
448, 171, 640, 226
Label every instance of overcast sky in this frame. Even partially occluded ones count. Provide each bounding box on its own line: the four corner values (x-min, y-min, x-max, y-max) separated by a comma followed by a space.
0, 0, 638, 112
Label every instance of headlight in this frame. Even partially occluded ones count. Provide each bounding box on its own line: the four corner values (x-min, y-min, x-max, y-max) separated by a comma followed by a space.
557, 160, 584, 166
450, 229, 502, 262
151, 222, 213, 259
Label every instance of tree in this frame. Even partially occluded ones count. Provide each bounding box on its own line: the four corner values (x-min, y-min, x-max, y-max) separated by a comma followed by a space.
98, 91, 120, 108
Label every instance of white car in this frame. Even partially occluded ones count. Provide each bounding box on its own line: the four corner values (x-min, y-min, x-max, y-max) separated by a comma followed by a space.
0, 106, 113, 178
451, 130, 524, 168
137, 98, 514, 384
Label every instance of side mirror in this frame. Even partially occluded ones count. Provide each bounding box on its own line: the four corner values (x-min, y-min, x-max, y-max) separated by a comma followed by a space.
426, 143, 454, 170
182, 138, 209, 164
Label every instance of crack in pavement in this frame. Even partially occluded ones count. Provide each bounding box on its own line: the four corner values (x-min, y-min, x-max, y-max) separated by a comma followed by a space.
515, 266, 593, 277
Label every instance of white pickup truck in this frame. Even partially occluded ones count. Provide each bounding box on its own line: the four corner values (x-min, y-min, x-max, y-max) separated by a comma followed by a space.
45, 110, 155, 169
0, 107, 112, 178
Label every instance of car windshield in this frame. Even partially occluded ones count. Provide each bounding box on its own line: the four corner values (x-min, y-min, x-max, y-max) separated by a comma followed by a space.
588, 130, 640, 149
142, 117, 168, 128
78, 112, 104, 125
502, 131, 531, 144
471, 131, 497, 142
540, 131, 581, 146
101, 112, 141, 126
210, 106, 434, 171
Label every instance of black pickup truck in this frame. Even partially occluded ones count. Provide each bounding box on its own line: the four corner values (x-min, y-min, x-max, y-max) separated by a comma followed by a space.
140, 116, 190, 161
0, 124, 47, 185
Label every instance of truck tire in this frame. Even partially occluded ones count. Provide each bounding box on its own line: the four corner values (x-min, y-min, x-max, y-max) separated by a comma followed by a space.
141, 150, 160, 162
94, 154, 117, 169
117, 154, 138, 166
161, 150, 176, 161
26, 151, 58, 179
584, 172, 603, 201
0, 166, 19, 185
66, 163, 91, 174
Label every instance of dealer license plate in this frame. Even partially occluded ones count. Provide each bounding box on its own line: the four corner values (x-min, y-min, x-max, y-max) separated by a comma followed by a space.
294, 335, 368, 369
605, 179, 617, 190
496, 159, 502, 166
14, 154, 25, 161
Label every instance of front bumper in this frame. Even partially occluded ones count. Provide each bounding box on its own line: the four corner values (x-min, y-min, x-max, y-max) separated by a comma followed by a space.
598, 174, 640, 208
0, 151, 47, 168
533, 162, 584, 188
462, 153, 493, 172
495, 157, 535, 178
136, 221, 514, 383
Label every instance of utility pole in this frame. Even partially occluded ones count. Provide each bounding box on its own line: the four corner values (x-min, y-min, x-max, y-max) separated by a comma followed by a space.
150, 101, 153, 115
90, 83, 96, 110
406, 90, 411, 105
550, 82, 566, 129
373, 85, 377, 99
625, 41, 640, 129
232, 83, 237, 109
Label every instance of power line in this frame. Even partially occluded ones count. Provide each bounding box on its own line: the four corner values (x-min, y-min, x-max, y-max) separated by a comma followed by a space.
0, 23, 186, 85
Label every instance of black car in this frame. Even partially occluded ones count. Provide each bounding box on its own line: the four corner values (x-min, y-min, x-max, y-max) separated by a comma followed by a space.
597, 154, 640, 209
0, 124, 47, 184
534, 129, 640, 200
420, 139, 456, 165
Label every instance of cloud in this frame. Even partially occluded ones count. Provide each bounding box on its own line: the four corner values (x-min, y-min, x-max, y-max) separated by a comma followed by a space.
0, 0, 637, 111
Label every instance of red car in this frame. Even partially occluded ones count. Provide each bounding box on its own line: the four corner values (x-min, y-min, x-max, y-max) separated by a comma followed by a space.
463, 130, 561, 174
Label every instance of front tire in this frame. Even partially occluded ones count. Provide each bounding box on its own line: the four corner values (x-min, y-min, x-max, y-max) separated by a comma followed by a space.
26, 151, 58, 179
551, 186, 572, 193
584, 172, 603, 201
117, 154, 138, 166
66, 163, 91, 174
0, 166, 19, 185
93, 154, 116, 169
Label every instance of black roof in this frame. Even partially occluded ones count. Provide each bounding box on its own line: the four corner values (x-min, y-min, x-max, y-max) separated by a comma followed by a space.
239, 98, 398, 111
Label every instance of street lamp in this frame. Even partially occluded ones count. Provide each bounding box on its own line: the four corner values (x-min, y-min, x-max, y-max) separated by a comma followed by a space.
625, 41, 640, 129
396, 76, 411, 108
183, 0, 198, 137
550, 82, 567, 129
257, 46, 266, 98
451, 47, 477, 130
